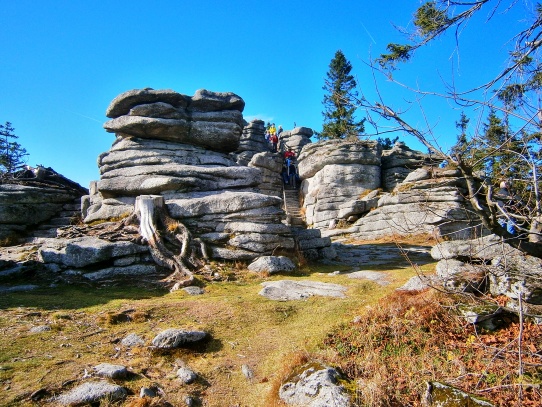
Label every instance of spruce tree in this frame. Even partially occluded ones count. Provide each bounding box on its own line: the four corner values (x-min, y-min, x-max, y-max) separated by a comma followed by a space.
0, 122, 28, 176
320, 50, 365, 140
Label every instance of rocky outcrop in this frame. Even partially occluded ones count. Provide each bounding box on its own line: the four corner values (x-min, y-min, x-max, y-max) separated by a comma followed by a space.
104, 88, 244, 152
37, 236, 162, 284
431, 235, 542, 318
298, 140, 382, 229
381, 141, 437, 191
83, 89, 298, 262
0, 168, 87, 241
231, 119, 269, 165
349, 167, 483, 240
248, 151, 283, 197
278, 126, 313, 155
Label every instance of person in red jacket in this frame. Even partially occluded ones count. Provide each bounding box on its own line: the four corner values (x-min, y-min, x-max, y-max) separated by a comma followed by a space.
284, 148, 295, 159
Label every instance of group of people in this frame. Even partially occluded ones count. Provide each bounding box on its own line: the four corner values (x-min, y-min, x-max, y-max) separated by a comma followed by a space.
265, 123, 283, 152
264, 123, 300, 188
281, 148, 300, 189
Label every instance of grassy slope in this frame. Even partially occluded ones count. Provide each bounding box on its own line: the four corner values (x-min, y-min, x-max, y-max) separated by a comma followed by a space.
0, 253, 431, 407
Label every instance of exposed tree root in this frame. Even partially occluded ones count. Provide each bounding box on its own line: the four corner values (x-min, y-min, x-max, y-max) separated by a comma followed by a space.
124, 195, 205, 290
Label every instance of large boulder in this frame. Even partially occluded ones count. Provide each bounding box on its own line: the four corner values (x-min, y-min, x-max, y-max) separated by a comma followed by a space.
350, 167, 484, 241
298, 140, 382, 229
279, 363, 351, 407
104, 89, 245, 153
381, 141, 439, 191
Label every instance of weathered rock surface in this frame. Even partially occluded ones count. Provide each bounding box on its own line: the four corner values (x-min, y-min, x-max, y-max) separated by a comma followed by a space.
93, 363, 128, 379
422, 381, 494, 407
259, 280, 347, 300
231, 119, 269, 166
381, 142, 438, 191
151, 328, 207, 349
279, 363, 351, 407
82, 89, 310, 262
55, 381, 127, 406
278, 126, 313, 156
248, 151, 283, 197
248, 256, 296, 274
346, 270, 390, 285
121, 333, 145, 347
177, 366, 198, 384
349, 167, 484, 241
298, 140, 382, 229
432, 235, 542, 318
0, 178, 85, 241
104, 89, 244, 152
36, 236, 162, 283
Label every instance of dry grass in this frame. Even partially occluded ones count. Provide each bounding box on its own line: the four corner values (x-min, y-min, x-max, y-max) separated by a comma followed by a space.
0, 262, 405, 407
319, 289, 542, 406
345, 232, 439, 247
3, 244, 534, 406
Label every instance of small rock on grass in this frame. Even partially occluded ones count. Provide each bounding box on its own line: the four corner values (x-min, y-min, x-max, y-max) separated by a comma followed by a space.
152, 328, 207, 349
177, 366, 197, 384
93, 363, 128, 379
55, 381, 127, 406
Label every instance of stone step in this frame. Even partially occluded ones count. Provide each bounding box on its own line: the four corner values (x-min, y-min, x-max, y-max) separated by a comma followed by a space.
40, 217, 73, 227
31, 229, 58, 238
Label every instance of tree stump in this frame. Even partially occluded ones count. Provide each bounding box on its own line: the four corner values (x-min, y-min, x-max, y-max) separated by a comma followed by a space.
127, 195, 203, 289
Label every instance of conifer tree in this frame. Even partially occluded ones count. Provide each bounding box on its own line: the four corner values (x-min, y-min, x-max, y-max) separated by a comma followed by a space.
320, 50, 365, 140
0, 122, 28, 176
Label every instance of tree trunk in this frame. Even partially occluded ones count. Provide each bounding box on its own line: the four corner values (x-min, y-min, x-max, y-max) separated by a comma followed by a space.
128, 195, 203, 289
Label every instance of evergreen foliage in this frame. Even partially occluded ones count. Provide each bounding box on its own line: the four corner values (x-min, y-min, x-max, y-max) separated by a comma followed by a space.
366, 0, 542, 251
377, 136, 399, 150
320, 50, 365, 140
0, 122, 28, 176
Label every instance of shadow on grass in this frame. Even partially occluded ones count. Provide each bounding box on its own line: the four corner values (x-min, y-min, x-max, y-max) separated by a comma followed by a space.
0, 283, 169, 310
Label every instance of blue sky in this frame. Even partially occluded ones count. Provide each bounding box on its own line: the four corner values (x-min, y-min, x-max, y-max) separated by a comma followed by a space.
1, 1, 536, 187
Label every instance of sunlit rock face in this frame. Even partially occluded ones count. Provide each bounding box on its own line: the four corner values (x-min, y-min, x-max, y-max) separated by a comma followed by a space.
297, 139, 382, 229
350, 167, 484, 241
297, 139, 481, 240
381, 141, 435, 191
84, 88, 296, 261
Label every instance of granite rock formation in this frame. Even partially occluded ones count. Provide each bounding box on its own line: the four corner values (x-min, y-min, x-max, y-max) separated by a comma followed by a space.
0, 167, 87, 241
296, 139, 481, 240
82, 88, 333, 264
348, 167, 483, 240
278, 126, 313, 155
298, 139, 382, 229
230, 119, 269, 166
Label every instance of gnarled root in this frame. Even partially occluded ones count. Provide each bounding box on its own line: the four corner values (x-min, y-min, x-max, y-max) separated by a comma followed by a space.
127, 195, 205, 290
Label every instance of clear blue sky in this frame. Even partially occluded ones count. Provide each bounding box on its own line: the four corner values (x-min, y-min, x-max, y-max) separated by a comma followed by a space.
1, 1, 535, 187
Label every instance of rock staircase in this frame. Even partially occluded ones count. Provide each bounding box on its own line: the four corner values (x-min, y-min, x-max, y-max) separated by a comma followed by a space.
283, 187, 305, 227
31, 198, 82, 238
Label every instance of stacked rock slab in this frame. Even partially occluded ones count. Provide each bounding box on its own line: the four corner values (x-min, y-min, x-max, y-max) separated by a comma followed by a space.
0, 169, 87, 241
381, 141, 437, 191
298, 139, 382, 229
278, 126, 313, 156
231, 119, 269, 166
350, 167, 484, 240
82, 88, 294, 261
248, 151, 283, 197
